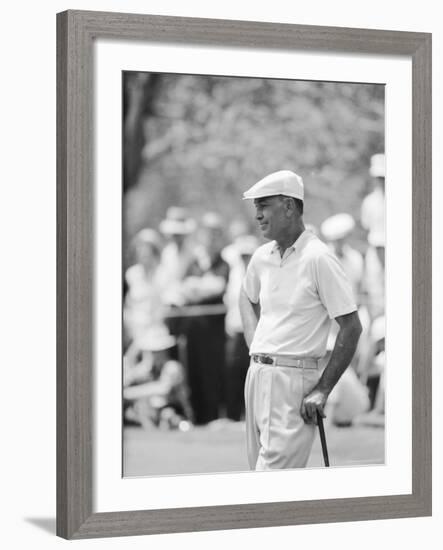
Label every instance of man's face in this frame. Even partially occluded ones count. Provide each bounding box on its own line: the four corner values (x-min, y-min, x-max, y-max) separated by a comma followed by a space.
253, 195, 288, 240
200, 227, 224, 257
171, 233, 186, 246
374, 176, 385, 192
135, 242, 158, 268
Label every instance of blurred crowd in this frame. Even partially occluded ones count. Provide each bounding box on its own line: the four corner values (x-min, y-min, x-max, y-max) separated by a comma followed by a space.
123, 154, 386, 431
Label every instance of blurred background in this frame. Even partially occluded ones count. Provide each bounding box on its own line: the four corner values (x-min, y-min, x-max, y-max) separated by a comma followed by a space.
123, 73, 384, 256
122, 72, 386, 476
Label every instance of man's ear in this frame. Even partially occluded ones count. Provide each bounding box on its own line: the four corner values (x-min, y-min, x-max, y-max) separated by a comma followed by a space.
283, 197, 295, 217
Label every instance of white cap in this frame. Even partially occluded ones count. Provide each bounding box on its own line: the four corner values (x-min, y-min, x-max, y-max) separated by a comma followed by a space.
243, 170, 304, 201
321, 213, 355, 241
159, 206, 196, 235
370, 154, 385, 178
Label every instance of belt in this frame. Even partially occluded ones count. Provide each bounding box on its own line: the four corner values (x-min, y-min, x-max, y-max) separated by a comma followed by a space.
251, 354, 318, 369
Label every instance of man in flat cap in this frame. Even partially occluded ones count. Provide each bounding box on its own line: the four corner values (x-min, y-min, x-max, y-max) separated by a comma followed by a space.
240, 170, 362, 469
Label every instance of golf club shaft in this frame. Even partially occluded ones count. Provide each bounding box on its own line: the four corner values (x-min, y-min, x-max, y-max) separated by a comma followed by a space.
317, 411, 330, 467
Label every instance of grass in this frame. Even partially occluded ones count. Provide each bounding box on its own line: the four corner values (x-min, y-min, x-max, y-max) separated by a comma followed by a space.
123, 420, 384, 477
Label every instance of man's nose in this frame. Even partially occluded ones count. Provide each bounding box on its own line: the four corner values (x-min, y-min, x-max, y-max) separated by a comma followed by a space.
255, 210, 263, 220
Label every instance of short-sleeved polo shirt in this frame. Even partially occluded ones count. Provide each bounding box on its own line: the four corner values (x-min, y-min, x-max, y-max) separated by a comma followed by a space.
242, 230, 357, 358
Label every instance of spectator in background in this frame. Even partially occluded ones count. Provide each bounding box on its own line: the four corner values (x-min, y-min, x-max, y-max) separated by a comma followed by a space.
361, 153, 386, 319
222, 219, 252, 266
181, 212, 230, 306
320, 213, 364, 301
357, 159, 386, 423
355, 315, 385, 427
159, 206, 197, 307
224, 235, 259, 421
361, 153, 385, 250
323, 366, 370, 428
123, 325, 192, 430
363, 231, 385, 320
181, 212, 230, 424
319, 216, 370, 429
320, 214, 369, 368
123, 228, 165, 347
357, 154, 386, 396
356, 234, 385, 398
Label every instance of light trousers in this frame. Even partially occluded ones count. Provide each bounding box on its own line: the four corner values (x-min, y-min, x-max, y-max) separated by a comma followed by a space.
245, 359, 320, 470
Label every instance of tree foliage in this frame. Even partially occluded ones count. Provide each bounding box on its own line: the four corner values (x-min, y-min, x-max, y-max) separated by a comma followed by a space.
123, 73, 384, 249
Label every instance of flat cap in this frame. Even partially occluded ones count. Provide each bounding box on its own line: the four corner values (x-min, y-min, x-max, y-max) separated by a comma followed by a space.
243, 170, 304, 201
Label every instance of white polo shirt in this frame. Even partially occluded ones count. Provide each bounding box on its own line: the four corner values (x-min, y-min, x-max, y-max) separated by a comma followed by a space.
243, 230, 357, 358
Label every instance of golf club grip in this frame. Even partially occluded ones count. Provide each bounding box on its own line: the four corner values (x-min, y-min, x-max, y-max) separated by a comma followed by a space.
317, 411, 330, 467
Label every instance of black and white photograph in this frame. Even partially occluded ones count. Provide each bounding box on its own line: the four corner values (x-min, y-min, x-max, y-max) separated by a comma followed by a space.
122, 72, 386, 477
1, 0, 436, 546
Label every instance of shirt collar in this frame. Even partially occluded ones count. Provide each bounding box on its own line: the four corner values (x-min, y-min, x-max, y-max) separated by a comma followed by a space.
270, 229, 311, 256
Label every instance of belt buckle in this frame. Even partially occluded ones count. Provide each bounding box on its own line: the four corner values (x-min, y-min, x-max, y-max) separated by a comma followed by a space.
254, 354, 274, 365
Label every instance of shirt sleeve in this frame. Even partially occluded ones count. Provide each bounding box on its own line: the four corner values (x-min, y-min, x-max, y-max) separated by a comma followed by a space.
242, 254, 260, 304
314, 251, 357, 319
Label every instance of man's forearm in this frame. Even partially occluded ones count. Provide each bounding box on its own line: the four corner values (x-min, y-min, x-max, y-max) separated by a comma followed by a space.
300, 312, 362, 424
317, 323, 361, 395
239, 288, 259, 348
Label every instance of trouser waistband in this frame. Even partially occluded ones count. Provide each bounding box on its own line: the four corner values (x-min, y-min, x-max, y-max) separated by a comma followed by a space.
251, 354, 319, 369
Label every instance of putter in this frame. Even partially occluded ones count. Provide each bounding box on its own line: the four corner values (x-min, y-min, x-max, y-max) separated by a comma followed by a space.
316, 411, 330, 467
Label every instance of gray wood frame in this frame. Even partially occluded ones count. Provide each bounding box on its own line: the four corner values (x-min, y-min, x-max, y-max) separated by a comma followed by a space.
57, 9, 432, 539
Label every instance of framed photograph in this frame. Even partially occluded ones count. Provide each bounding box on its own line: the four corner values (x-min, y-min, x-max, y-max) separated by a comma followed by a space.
57, 10, 431, 539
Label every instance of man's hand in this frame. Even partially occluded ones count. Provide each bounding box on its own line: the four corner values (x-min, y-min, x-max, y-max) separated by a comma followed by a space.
300, 387, 329, 424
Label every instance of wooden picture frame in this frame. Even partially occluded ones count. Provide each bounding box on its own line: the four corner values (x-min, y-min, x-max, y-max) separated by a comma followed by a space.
56, 9, 432, 539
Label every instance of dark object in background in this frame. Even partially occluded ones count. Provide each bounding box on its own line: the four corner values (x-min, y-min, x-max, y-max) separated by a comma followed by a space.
184, 311, 226, 424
